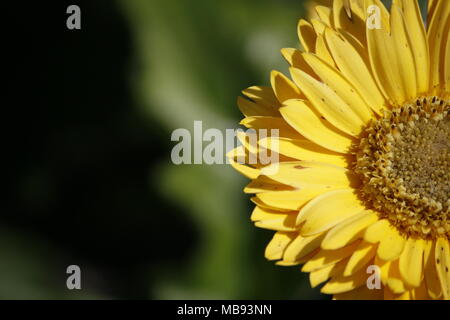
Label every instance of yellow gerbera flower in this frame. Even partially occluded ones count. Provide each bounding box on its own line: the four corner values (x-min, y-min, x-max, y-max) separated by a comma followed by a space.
230, 0, 449, 300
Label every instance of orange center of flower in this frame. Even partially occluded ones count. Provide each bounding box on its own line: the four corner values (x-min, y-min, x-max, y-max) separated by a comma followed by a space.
355, 97, 449, 240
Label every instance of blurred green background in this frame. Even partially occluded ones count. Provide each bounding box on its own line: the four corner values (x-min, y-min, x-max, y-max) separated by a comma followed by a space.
4, 0, 338, 299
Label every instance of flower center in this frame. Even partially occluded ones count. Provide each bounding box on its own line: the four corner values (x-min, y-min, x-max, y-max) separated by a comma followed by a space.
355, 96, 449, 240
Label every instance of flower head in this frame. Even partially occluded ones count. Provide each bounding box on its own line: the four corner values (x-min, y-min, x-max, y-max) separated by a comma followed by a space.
230, 0, 449, 300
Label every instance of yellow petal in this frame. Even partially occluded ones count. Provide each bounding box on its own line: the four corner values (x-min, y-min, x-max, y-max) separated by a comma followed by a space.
324, 28, 386, 115
427, 0, 450, 93
374, 254, 391, 285
322, 211, 378, 250
364, 219, 390, 243
244, 175, 294, 194
251, 206, 298, 232
309, 258, 348, 288
321, 266, 368, 294
390, 3, 417, 101
399, 238, 425, 288
315, 5, 332, 26
349, 0, 366, 22
384, 287, 412, 300
446, 26, 450, 92
270, 70, 303, 103
260, 161, 357, 190
236, 130, 259, 155
366, 0, 406, 105
259, 137, 351, 167
386, 260, 408, 294
283, 232, 325, 263
228, 144, 261, 167
423, 240, 442, 299
240, 116, 300, 139
333, 0, 366, 45
302, 240, 361, 272
393, 0, 430, 95
237, 96, 278, 117
297, 189, 366, 236
290, 67, 366, 136
228, 157, 259, 180
315, 34, 336, 67
275, 260, 301, 266
395, 290, 412, 300
250, 205, 295, 220
265, 231, 297, 260
344, 240, 377, 276
256, 189, 326, 211
280, 99, 354, 153
298, 19, 317, 52
311, 19, 327, 35
280, 48, 317, 77
290, 247, 320, 265
302, 52, 374, 124
376, 225, 406, 261
280, 48, 301, 67
242, 86, 280, 111
250, 196, 292, 213
339, 29, 367, 60
435, 237, 450, 300
254, 220, 296, 232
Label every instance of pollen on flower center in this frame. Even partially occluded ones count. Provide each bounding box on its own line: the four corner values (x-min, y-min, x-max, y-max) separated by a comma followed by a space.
355, 97, 450, 240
